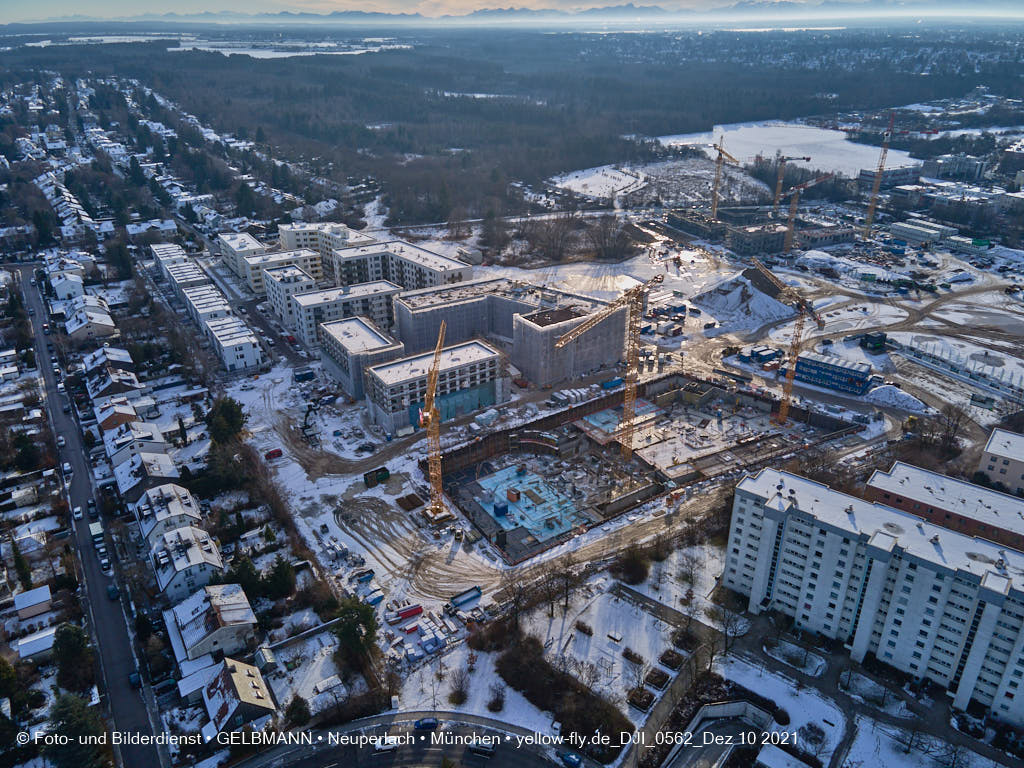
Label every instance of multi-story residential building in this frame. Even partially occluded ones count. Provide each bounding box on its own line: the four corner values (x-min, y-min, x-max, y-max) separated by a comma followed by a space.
332, 241, 472, 290
240, 248, 321, 295
103, 421, 168, 469
857, 164, 921, 189
866, 461, 1024, 552
182, 285, 233, 327
218, 232, 267, 277
277, 221, 377, 282
151, 242, 189, 279
319, 317, 405, 400
114, 451, 180, 504
65, 307, 116, 341
165, 261, 211, 298
133, 483, 203, 548
152, 526, 225, 603
365, 340, 509, 434
291, 280, 402, 348
263, 265, 315, 330
204, 316, 263, 372
977, 428, 1024, 497
200, 658, 276, 740
725, 467, 1024, 727
163, 584, 256, 663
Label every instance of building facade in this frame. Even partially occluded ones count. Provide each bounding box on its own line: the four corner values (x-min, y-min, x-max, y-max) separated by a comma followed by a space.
204, 316, 263, 372
263, 265, 315, 330
291, 280, 402, 348
320, 317, 405, 400
978, 428, 1024, 497
725, 468, 1024, 727
241, 249, 321, 295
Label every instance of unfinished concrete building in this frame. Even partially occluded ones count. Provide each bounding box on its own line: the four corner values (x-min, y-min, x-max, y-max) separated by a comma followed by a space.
513, 306, 628, 388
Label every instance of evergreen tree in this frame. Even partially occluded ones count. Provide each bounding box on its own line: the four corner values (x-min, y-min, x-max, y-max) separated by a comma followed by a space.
44, 694, 111, 768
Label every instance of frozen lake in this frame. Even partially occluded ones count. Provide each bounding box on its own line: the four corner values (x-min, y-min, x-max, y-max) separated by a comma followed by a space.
658, 121, 915, 178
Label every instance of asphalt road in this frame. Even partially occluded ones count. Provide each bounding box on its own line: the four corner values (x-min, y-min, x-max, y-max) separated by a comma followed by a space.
18, 266, 162, 768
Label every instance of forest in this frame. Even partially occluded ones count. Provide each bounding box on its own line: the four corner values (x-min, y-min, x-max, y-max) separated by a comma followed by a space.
2, 24, 1022, 223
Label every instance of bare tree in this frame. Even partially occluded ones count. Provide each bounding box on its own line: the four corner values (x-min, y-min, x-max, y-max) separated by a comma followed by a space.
678, 552, 700, 585
628, 660, 650, 693
585, 215, 636, 261
449, 666, 470, 706
938, 404, 966, 454
558, 554, 577, 611
937, 742, 972, 768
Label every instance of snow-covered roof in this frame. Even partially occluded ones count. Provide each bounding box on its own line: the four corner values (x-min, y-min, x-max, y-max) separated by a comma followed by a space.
320, 317, 398, 354
983, 428, 1024, 464
202, 658, 275, 733
16, 625, 57, 659
368, 340, 499, 386
152, 526, 223, 592
292, 280, 401, 307
65, 308, 115, 336
755, 744, 812, 768
133, 483, 201, 539
114, 451, 179, 496
13, 585, 51, 612
95, 399, 139, 430
218, 231, 265, 253
165, 584, 255, 662
867, 461, 1024, 537
739, 468, 1024, 598
83, 346, 133, 372
103, 420, 166, 460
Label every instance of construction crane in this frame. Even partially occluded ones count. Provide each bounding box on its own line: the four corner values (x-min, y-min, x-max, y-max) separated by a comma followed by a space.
781, 173, 834, 254
863, 111, 895, 238
750, 258, 823, 425
710, 137, 739, 220
555, 274, 665, 460
420, 321, 447, 520
771, 155, 812, 216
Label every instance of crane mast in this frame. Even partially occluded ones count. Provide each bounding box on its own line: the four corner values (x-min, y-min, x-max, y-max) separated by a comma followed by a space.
782, 173, 833, 254
711, 138, 739, 220
555, 274, 665, 460
771, 155, 812, 217
863, 112, 895, 238
421, 321, 447, 519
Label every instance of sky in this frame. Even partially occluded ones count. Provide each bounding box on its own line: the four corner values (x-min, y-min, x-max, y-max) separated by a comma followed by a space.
1, 0, 781, 24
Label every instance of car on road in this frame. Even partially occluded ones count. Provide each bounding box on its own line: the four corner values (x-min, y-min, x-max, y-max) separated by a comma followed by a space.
99, 557, 112, 574
87, 498, 98, 517
28, 307, 34, 316
62, 403, 71, 414
469, 743, 496, 758
56, 382, 64, 393
558, 752, 583, 768
57, 435, 66, 448
29, 278, 35, 285
72, 506, 83, 520
128, 671, 141, 689
107, 584, 119, 600
413, 718, 439, 730
374, 736, 401, 753
61, 461, 72, 476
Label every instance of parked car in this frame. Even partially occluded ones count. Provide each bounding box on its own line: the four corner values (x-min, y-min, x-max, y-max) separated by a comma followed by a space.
72, 506, 83, 520
413, 718, 439, 730
374, 736, 400, 753
107, 584, 119, 600
128, 671, 141, 689
469, 743, 496, 758
61, 462, 72, 475
558, 752, 583, 768
57, 435, 66, 448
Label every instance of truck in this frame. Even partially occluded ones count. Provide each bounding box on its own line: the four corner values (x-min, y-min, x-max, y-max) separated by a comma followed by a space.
89, 522, 104, 549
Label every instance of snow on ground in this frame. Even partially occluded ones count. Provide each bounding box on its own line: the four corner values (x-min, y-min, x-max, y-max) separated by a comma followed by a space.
716, 655, 846, 763
549, 164, 647, 200
770, 302, 908, 344
399, 643, 556, 734
657, 121, 915, 177
839, 672, 915, 720
522, 577, 677, 723
888, 331, 1024, 386
865, 385, 928, 413
267, 630, 351, 715
845, 714, 985, 768
692, 272, 794, 336
818, 339, 896, 373
763, 639, 827, 677
363, 195, 388, 230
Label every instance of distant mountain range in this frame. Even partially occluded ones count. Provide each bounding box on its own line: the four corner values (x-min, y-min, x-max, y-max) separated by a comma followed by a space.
24, 0, 1024, 26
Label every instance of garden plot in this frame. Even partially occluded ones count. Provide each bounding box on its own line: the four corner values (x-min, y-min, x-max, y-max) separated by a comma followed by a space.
523, 581, 677, 722
839, 671, 915, 719
715, 655, 846, 764
763, 638, 827, 677
265, 630, 355, 717
400, 644, 555, 734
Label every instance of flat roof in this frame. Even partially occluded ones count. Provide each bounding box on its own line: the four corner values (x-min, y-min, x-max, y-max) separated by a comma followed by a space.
739, 468, 1024, 596
205, 316, 259, 346
369, 340, 498, 385
320, 317, 398, 353
522, 307, 587, 327
983, 428, 1024, 463
383, 241, 468, 272
243, 248, 317, 267
293, 280, 401, 307
868, 461, 1024, 536
263, 265, 314, 283
798, 351, 871, 375
218, 232, 265, 251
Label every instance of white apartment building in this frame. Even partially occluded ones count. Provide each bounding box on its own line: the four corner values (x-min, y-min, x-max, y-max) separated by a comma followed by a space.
365, 340, 509, 434
725, 467, 1024, 727
165, 261, 211, 298
320, 317, 405, 400
133, 483, 203, 548
291, 280, 402, 348
978, 428, 1024, 497
182, 285, 232, 327
218, 232, 266, 277
278, 221, 377, 280
204, 316, 263, 372
241, 248, 321, 295
332, 240, 472, 290
151, 242, 189, 280
152, 526, 225, 603
263, 265, 315, 330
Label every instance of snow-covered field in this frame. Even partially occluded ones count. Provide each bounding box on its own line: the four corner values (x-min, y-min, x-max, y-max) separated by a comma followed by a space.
844, 715, 985, 768
693, 272, 795, 336
769, 302, 908, 344
764, 639, 827, 677
657, 121, 915, 177
549, 165, 647, 199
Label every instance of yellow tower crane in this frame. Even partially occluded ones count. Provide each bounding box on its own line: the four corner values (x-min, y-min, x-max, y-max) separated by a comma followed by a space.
863, 112, 895, 238
711, 138, 739, 220
771, 155, 812, 216
751, 258, 823, 425
420, 320, 447, 521
555, 274, 665, 460
782, 173, 834, 254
